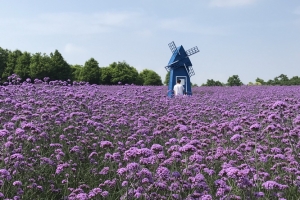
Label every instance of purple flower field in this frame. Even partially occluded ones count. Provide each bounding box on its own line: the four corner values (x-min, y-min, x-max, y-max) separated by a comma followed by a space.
1, 81, 300, 199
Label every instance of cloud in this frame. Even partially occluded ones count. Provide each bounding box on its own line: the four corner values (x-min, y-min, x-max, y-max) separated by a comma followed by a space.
0, 11, 140, 36
209, 0, 257, 7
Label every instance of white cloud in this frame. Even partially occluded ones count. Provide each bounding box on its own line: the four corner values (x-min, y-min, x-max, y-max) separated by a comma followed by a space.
209, 0, 257, 7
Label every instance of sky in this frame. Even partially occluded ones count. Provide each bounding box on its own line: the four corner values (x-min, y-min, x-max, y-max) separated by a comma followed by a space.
0, 0, 299, 85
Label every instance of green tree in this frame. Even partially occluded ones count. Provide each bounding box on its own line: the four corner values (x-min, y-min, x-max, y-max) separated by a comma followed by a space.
203, 79, 223, 86
139, 69, 162, 85
255, 77, 265, 85
109, 61, 139, 84
0, 47, 9, 81
29, 53, 52, 80
80, 58, 101, 84
266, 79, 275, 85
164, 71, 170, 85
289, 76, 300, 85
101, 66, 113, 85
70, 65, 82, 81
276, 74, 289, 85
14, 51, 31, 80
49, 50, 71, 81
2, 49, 23, 80
227, 75, 243, 86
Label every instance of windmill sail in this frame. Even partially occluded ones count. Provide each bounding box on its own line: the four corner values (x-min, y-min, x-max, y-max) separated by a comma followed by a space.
185, 46, 199, 56
168, 41, 179, 55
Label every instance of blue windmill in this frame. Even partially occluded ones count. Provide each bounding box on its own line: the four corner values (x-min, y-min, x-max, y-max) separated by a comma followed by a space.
165, 41, 199, 97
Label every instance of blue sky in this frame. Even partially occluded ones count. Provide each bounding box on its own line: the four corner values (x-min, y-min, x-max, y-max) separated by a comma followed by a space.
0, 0, 299, 85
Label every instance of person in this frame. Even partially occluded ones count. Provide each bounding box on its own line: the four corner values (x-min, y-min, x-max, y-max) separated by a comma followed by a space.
173, 79, 184, 96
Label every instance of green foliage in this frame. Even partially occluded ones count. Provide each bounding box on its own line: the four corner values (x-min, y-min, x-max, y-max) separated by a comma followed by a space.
0, 47, 9, 81
80, 58, 101, 84
29, 53, 52, 80
263, 74, 300, 86
2, 49, 23, 81
100, 66, 113, 84
0, 46, 165, 85
227, 75, 243, 86
164, 71, 170, 85
255, 77, 265, 85
202, 79, 223, 86
289, 76, 300, 85
49, 50, 71, 81
70, 65, 82, 81
14, 51, 31, 80
139, 69, 163, 85
109, 61, 140, 85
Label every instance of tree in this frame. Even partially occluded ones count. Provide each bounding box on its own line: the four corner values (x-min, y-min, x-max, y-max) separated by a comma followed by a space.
14, 51, 31, 80
70, 65, 82, 81
109, 61, 140, 84
2, 50, 23, 81
49, 50, 71, 81
164, 71, 170, 85
0, 47, 9, 81
203, 79, 223, 86
30, 53, 52, 80
289, 76, 300, 85
276, 74, 289, 85
255, 77, 265, 85
139, 69, 163, 85
80, 58, 101, 84
227, 75, 243, 86
100, 66, 113, 85
254, 82, 262, 85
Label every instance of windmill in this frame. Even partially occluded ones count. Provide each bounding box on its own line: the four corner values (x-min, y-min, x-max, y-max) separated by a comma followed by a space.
165, 41, 199, 97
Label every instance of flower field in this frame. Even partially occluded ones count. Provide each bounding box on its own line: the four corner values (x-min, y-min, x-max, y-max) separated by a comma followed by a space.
1, 81, 300, 199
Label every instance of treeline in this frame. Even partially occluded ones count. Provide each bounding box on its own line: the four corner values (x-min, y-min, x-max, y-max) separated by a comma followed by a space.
0, 47, 163, 85
201, 74, 300, 86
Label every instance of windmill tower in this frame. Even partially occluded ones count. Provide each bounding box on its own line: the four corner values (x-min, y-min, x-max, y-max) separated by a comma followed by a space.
165, 41, 199, 97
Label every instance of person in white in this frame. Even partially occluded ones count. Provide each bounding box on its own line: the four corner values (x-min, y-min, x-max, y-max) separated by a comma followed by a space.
173, 79, 184, 96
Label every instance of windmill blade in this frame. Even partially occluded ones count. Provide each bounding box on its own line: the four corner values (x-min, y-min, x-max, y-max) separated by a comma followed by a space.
168, 41, 179, 54
186, 46, 199, 56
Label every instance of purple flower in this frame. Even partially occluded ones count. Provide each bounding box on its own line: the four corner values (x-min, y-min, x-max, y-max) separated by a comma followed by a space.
121, 181, 128, 187
179, 144, 197, 152
0, 169, 11, 180
76, 193, 88, 200
250, 123, 260, 131
99, 167, 109, 175
101, 191, 109, 197
230, 134, 243, 142
262, 180, 288, 190
272, 101, 287, 109
151, 144, 163, 152
117, 168, 127, 175
156, 166, 170, 180
13, 181, 22, 186
100, 141, 113, 148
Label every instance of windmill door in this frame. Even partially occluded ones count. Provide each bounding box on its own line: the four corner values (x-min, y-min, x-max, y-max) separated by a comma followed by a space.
176, 76, 187, 94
